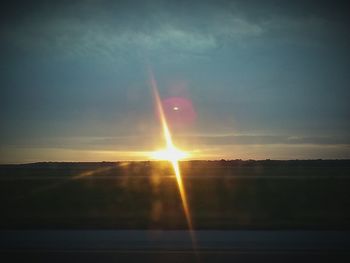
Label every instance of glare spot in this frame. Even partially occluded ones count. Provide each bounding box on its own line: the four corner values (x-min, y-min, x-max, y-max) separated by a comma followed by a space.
150, 146, 189, 162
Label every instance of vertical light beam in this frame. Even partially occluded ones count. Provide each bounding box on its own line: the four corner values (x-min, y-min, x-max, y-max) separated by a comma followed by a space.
149, 70, 197, 248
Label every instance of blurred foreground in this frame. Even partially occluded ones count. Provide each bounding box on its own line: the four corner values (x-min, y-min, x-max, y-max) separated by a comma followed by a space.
1, 160, 349, 229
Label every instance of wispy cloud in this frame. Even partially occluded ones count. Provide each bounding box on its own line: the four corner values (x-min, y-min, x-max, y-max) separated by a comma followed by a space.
2, 134, 349, 151
0, 2, 276, 62
181, 134, 350, 146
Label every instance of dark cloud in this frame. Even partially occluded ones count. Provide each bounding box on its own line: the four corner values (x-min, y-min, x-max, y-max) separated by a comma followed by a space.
2, 0, 349, 56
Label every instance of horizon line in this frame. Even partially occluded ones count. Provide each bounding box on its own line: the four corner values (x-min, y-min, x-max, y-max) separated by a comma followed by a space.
1, 158, 350, 165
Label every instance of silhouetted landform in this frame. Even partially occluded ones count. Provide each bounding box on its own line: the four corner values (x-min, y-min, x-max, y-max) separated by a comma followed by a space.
0, 160, 349, 230
1, 159, 350, 177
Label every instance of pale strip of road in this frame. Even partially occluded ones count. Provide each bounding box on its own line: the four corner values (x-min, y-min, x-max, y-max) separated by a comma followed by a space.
1, 230, 349, 262
1, 230, 349, 251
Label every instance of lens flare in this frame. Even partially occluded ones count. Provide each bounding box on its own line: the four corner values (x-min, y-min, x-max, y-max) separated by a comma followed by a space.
149, 70, 197, 249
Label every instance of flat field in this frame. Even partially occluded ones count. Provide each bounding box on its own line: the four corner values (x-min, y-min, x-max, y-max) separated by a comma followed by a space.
0, 160, 349, 229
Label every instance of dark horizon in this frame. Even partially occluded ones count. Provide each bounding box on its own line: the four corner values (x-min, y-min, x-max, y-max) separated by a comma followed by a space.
2, 158, 350, 166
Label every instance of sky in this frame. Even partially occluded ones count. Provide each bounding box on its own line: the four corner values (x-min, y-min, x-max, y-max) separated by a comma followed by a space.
0, 0, 350, 163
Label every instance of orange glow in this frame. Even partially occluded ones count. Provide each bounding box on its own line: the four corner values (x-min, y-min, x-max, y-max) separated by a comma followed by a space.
149, 70, 197, 248
150, 147, 189, 161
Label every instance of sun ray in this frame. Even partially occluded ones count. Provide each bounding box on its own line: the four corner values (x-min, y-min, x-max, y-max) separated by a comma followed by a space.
149, 70, 197, 250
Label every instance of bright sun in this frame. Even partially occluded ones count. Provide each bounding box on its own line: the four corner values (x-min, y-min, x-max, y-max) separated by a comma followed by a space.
151, 145, 189, 162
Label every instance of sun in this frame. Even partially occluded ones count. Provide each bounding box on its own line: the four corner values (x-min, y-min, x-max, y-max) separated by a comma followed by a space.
151, 145, 189, 162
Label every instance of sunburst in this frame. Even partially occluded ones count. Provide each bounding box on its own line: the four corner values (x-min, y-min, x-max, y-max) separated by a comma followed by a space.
149, 70, 196, 246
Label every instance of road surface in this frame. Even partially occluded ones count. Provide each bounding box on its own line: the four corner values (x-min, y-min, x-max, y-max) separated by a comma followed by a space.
1, 230, 349, 262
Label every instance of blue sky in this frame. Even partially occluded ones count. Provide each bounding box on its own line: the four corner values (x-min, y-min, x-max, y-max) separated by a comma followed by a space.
1, 0, 349, 162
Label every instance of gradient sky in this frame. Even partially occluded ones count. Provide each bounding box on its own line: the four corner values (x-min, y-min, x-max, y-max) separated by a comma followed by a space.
1, 0, 349, 163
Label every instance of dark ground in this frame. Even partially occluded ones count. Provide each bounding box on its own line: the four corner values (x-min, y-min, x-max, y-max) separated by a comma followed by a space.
0, 160, 349, 230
